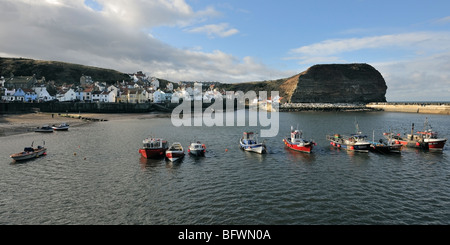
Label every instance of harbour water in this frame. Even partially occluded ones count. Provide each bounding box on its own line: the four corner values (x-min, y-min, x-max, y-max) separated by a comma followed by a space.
0, 111, 449, 225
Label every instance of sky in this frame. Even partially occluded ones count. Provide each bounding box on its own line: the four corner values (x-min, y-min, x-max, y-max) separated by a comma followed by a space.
1, 0, 449, 101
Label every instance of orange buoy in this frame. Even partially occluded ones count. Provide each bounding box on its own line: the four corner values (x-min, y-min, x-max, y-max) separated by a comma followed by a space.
225, 149, 228, 152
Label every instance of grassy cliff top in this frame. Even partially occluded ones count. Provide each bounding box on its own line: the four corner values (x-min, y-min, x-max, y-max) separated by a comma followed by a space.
0, 57, 130, 85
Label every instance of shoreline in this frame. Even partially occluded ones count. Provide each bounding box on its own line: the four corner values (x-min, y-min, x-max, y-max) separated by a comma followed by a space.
0, 112, 171, 137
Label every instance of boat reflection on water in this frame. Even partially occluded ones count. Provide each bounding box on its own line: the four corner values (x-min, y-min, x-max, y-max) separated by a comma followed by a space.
284, 148, 316, 163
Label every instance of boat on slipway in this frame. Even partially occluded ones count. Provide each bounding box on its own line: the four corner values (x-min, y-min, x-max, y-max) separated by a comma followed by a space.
239, 132, 267, 154
283, 126, 316, 153
166, 142, 185, 162
139, 138, 169, 159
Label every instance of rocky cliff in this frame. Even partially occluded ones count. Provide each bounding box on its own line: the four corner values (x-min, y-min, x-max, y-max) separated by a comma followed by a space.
289, 63, 387, 103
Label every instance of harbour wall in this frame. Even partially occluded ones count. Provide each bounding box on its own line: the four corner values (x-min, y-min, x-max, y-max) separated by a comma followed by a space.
279, 103, 379, 112
366, 102, 450, 115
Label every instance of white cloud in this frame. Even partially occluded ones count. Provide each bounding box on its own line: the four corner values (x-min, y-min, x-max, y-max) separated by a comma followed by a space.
433, 16, 450, 24
187, 23, 239, 38
0, 0, 284, 83
290, 32, 450, 58
375, 52, 450, 101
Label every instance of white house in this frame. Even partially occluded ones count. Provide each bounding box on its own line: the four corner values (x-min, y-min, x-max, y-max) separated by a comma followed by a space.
2, 88, 15, 101
33, 86, 53, 101
166, 82, 173, 92
153, 89, 166, 103
92, 91, 116, 103
58, 88, 77, 102
151, 77, 160, 90
102, 91, 116, 102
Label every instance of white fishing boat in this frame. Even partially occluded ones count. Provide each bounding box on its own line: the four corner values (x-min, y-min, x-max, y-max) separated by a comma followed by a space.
10, 141, 47, 161
52, 123, 69, 131
188, 141, 206, 156
35, 125, 53, 133
239, 132, 267, 154
166, 142, 185, 162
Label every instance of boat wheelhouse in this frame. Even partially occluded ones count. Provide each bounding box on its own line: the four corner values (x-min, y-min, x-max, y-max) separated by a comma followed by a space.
239, 132, 267, 154
283, 126, 315, 153
139, 138, 168, 159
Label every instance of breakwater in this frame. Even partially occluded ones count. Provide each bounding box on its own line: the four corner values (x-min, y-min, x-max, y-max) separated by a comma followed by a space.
366, 102, 450, 115
280, 103, 379, 112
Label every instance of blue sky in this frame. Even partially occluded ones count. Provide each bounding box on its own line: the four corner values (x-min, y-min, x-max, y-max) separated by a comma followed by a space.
1, 0, 450, 101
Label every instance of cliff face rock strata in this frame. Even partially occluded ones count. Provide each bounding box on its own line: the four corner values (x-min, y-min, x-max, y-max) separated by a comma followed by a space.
289, 64, 387, 103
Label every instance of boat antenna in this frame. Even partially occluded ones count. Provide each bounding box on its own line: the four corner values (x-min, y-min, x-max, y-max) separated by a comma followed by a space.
424, 117, 430, 131
355, 118, 361, 135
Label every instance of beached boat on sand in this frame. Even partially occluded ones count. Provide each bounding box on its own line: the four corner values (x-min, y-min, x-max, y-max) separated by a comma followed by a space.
52, 123, 69, 131
35, 125, 53, 133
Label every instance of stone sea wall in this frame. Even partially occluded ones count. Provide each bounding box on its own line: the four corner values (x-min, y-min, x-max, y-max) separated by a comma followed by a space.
366, 102, 450, 115
280, 103, 379, 112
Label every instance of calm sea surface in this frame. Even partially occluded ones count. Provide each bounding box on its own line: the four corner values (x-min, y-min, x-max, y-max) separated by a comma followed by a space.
1, 111, 449, 225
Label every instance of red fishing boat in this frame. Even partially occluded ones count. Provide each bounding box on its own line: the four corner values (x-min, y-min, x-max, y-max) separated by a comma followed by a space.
283, 126, 316, 153
139, 138, 169, 159
391, 118, 447, 151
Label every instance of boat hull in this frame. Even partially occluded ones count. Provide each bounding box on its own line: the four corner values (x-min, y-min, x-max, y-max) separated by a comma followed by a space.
166, 151, 185, 161
35, 147, 47, 157
239, 140, 266, 154
35, 129, 53, 133
425, 138, 447, 151
369, 144, 402, 154
10, 152, 37, 161
329, 141, 370, 152
52, 127, 69, 131
283, 138, 313, 153
188, 149, 205, 156
139, 148, 167, 159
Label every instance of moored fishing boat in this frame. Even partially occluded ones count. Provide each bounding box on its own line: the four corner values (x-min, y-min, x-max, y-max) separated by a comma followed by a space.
139, 138, 169, 159
10, 147, 37, 161
283, 126, 316, 153
239, 132, 267, 154
368, 131, 403, 154
327, 120, 371, 152
10, 141, 47, 161
166, 142, 185, 161
188, 141, 206, 156
390, 118, 447, 151
327, 133, 371, 152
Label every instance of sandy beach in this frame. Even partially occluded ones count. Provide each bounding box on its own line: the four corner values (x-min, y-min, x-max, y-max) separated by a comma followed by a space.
0, 112, 171, 137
